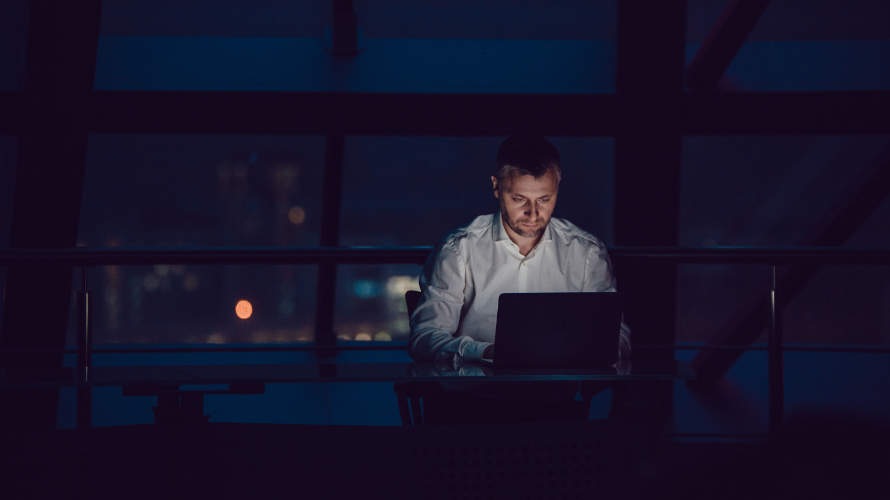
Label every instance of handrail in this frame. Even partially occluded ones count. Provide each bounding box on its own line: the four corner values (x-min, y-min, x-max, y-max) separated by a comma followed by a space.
5, 342, 890, 355
2, 245, 890, 265
0, 246, 433, 265
3, 245, 889, 432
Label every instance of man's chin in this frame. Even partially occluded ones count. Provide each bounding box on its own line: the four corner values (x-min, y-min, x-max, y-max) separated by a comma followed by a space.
505, 217, 547, 239
516, 226, 544, 238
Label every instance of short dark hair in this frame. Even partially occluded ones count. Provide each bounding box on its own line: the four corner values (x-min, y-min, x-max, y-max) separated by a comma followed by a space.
494, 134, 561, 184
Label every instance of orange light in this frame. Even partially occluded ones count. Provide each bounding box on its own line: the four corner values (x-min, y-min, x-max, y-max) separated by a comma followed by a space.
235, 299, 253, 320
287, 206, 306, 225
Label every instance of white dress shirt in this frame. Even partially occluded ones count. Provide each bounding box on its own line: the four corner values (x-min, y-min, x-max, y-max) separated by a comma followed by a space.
409, 213, 631, 362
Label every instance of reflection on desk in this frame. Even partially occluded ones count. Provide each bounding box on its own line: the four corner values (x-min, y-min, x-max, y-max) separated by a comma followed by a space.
410, 360, 645, 378
396, 359, 685, 426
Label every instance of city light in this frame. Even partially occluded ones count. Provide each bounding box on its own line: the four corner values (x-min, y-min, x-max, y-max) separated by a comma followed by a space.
354, 332, 372, 341
352, 280, 381, 299
386, 275, 419, 297
287, 206, 306, 225
235, 299, 253, 320
183, 273, 199, 291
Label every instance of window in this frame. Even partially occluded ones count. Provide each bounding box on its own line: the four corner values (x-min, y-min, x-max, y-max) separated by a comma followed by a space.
77, 134, 326, 344
100, 0, 328, 37
82, 264, 318, 344
96, 0, 327, 91
354, 0, 617, 94
678, 135, 890, 345
334, 264, 420, 342
357, 0, 615, 40
681, 136, 890, 247
80, 134, 325, 247
687, 0, 890, 91
94, 0, 616, 93
341, 136, 613, 246
336, 136, 614, 340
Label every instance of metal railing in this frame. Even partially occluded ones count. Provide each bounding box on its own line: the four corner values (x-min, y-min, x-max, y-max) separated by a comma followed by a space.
2, 245, 890, 432
4, 245, 890, 265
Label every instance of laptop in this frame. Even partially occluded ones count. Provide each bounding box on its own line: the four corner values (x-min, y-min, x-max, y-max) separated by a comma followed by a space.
493, 292, 621, 371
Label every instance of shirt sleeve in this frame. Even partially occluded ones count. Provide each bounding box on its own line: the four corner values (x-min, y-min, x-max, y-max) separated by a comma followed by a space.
408, 237, 492, 362
583, 244, 632, 361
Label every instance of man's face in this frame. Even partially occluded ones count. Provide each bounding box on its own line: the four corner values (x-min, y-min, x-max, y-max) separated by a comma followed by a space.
492, 169, 559, 240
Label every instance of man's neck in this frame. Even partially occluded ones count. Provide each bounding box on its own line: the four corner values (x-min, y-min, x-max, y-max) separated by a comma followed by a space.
514, 238, 539, 256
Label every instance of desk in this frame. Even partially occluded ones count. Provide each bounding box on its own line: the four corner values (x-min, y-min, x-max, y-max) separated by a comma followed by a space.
85, 359, 690, 385
396, 360, 689, 425
3, 360, 691, 426
79, 360, 691, 426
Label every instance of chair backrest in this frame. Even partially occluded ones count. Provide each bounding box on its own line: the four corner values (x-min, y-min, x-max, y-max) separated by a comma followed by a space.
405, 290, 422, 318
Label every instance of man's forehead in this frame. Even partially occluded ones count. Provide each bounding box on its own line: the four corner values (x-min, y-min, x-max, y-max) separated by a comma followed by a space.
499, 171, 559, 192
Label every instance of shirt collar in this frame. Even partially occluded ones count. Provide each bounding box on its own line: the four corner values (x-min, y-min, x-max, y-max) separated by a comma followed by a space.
493, 212, 509, 242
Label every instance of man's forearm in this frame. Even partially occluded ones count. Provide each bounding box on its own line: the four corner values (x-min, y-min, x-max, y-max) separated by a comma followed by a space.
408, 330, 491, 363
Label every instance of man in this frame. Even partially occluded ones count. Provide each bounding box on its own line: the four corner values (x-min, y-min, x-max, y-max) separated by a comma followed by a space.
409, 134, 630, 364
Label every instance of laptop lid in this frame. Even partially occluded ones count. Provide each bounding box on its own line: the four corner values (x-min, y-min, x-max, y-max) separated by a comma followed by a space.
494, 292, 621, 370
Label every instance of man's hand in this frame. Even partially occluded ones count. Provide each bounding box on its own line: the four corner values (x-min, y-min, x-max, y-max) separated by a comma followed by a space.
482, 344, 495, 359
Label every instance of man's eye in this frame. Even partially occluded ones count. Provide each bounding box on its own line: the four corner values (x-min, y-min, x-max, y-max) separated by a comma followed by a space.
512, 198, 524, 203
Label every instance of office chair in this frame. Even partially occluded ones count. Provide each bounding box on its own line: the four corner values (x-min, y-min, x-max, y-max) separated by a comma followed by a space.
397, 290, 426, 425
405, 289, 421, 317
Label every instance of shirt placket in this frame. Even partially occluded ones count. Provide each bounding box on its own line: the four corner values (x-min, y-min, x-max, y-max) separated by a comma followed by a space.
518, 249, 538, 292
518, 257, 528, 292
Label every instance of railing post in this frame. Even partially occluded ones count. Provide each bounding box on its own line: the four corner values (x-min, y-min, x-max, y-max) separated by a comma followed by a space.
315, 135, 346, 352
76, 266, 92, 429
768, 264, 784, 434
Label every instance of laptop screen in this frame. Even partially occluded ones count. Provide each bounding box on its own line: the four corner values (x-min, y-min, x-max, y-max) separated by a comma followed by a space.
494, 292, 621, 370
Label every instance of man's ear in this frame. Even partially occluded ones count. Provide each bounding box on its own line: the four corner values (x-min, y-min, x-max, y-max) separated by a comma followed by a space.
491, 176, 499, 199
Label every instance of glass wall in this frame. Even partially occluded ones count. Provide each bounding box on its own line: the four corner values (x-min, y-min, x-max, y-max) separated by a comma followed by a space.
336, 136, 614, 341
80, 134, 326, 247
77, 134, 325, 344
100, 0, 328, 37
94, 0, 616, 93
3, 0, 885, 433
679, 135, 890, 345
83, 264, 317, 345
687, 0, 890, 91
333, 264, 420, 342
73, 132, 618, 344
340, 136, 614, 247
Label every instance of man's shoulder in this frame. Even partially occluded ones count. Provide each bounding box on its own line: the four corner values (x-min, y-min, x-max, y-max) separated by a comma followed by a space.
438, 214, 495, 251
549, 217, 607, 250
